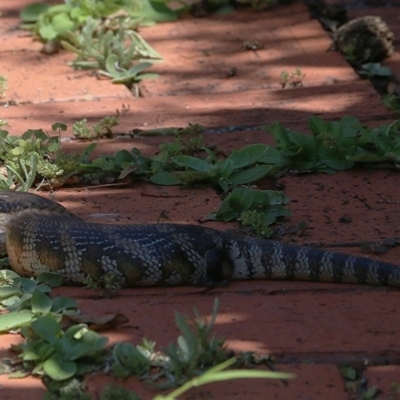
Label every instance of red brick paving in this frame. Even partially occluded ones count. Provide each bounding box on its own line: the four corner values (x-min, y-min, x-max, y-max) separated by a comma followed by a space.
1, 0, 400, 399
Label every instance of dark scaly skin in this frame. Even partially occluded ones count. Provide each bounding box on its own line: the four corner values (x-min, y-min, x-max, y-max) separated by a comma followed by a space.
0, 190, 400, 287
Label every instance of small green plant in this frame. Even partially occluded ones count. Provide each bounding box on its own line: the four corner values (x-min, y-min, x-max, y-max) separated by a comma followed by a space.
72, 104, 129, 140
62, 18, 161, 88
266, 116, 400, 173
0, 124, 80, 190
162, 299, 229, 386
43, 383, 91, 400
0, 75, 8, 98
15, 318, 108, 380
20, 1, 179, 42
0, 271, 76, 333
339, 365, 380, 399
383, 93, 400, 114
149, 142, 283, 190
280, 68, 305, 89
111, 299, 228, 386
208, 187, 291, 238
389, 382, 400, 399
20, 1, 176, 87
358, 62, 392, 78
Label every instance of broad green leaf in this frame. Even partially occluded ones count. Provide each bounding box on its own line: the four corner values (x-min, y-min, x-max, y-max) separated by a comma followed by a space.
31, 316, 61, 343
0, 311, 34, 332
251, 191, 271, 206
257, 190, 290, 206
267, 122, 315, 156
258, 146, 287, 166
10, 147, 25, 156
226, 144, 269, 169
126, 61, 154, 78
43, 354, 77, 381
229, 164, 272, 185
51, 12, 75, 35
67, 331, 108, 361
22, 128, 47, 140
37, 342, 56, 360
51, 296, 77, 313
309, 116, 328, 136
20, 3, 50, 23
31, 289, 53, 314
228, 188, 254, 212
47, 142, 60, 152
208, 198, 234, 221
170, 170, 212, 184
91, 157, 115, 171
0, 287, 23, 300
17, 278, 38, 293
220, 210, 239, 222
217, 159, 234, 178
0, 130, 9, 139
1, 296, 22, 308
21, 347, 40, 361
36, 272, 63, 287
150, 172, 181, 185
38, 24, 58, 41
286, 130, 316, 153
266, 122, 289, 145
339, 115, 363, 137
114, 150, 135, 165
51, 122, 67, 132
359, 63, 391, 77
171, 155, 212, 172
132, 72, 159, 82
272, 205, 292, 217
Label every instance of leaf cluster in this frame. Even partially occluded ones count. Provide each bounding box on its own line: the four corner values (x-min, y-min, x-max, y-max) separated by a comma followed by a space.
2, 115, 400, 236
149, 143, 283, 190
208, 187, 291, 238
0, 271, 76, 333
0, 124, 80, 190
0, 75, 8, 98
20, 0, 179, 42
62, 18, 161, 86
267, 116, 400, 174
20, 0, 174, 87
112, 299, 229, 387
0, 272, 105, 382
162, 299, 228, 386
0, 272, 104, 382
16, 317, 108, 381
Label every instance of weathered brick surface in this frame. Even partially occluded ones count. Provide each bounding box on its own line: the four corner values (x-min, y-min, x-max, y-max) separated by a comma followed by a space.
0, 0, 399, 399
